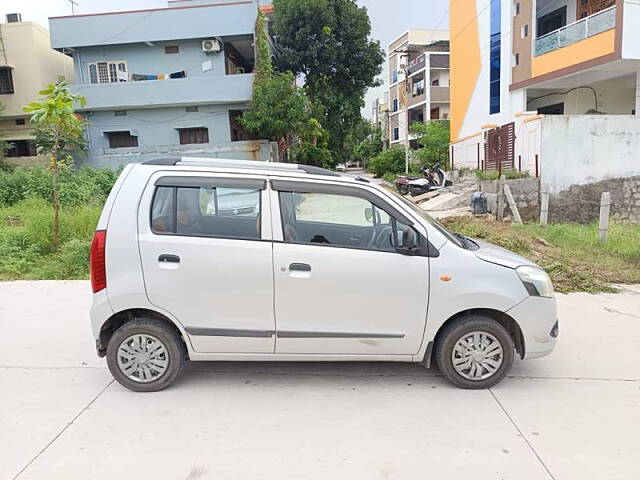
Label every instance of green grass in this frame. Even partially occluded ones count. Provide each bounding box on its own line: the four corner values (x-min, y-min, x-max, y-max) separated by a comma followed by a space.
442, 216, 640, 293
0, 198, 101, 280
474, 169, 530, 181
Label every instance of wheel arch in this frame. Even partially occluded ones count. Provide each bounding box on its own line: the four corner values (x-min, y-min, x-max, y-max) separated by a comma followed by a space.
97, 308, 191, 358
425, 308, 525, 367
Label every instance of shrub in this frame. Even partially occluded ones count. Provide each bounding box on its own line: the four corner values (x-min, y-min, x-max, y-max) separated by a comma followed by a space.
0, 198, 101, 279
0, 166, 120, 207
367, 147, 406, 177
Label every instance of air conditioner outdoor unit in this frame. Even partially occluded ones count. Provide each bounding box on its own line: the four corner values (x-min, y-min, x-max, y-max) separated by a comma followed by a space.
6, 13, 22, 23
202, 39, 221, 53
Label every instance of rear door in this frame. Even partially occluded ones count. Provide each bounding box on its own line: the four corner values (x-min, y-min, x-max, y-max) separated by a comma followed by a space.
138, 172, 275, 353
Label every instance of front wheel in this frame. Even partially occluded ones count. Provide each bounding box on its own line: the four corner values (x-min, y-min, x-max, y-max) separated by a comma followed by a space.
106, 318, 186, 392
435, 315, 514, 389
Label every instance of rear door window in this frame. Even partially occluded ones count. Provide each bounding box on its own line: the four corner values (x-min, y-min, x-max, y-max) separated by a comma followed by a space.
151, 181, 261, 240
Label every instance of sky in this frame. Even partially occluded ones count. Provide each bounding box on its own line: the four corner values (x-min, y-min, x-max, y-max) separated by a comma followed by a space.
1, 0, 450, 118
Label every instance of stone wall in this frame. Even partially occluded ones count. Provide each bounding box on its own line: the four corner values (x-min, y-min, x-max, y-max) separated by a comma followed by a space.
549, 176, 640, 223
479, 177, 540, 221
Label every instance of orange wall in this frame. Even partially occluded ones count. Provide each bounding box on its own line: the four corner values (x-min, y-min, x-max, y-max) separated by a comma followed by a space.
449, 0, 481, 142
531, 29, 615, 78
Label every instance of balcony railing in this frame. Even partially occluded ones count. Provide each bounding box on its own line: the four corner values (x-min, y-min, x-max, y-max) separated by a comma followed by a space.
534, 6, 616, 56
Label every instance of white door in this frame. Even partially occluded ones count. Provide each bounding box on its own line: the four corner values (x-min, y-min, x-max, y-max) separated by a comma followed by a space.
138, 174, 275, 353
273, 184, 430, 355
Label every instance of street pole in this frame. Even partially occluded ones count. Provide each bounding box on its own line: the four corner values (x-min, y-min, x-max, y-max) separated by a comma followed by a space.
402, 65, 410, 173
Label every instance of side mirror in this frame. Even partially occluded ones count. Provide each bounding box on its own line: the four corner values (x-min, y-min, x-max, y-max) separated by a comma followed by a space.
396, 228, 421, 255
364, 207, 373, 223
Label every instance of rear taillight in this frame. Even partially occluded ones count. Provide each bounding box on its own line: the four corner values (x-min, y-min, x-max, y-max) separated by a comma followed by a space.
90, 230, 107, 293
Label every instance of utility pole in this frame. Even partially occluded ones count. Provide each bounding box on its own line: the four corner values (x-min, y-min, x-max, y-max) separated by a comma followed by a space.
67, 0, 79, 15
399, 60, 410, 173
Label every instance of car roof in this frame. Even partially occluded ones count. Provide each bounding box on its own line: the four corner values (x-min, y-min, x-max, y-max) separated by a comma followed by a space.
140, 157, 372, 186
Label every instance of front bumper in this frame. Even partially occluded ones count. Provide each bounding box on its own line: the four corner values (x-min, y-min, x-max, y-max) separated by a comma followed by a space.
506, 296, 558, 359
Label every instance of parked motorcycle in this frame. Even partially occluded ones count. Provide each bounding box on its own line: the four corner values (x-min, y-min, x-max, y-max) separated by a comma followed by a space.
395, 165, 451, 196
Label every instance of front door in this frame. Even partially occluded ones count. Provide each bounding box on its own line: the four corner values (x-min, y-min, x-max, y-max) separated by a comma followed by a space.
138, 173, 275, 353
272, 182, 430, 355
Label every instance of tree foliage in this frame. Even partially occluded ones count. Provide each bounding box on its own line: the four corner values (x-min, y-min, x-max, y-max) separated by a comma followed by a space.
367, 147, 406, 178
272, 0, 384, 160
23, 81, 87, 250
410, 121, 451, 169
240, 11, 321, 161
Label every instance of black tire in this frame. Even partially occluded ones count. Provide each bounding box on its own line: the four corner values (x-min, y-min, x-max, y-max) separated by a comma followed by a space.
397, 184, 409, 195
435, 315, 514, 389
106, 318, 187, 392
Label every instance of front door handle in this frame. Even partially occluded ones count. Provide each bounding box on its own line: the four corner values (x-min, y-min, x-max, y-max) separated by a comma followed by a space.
289, 263, 311, 272
159, 254, 180, 263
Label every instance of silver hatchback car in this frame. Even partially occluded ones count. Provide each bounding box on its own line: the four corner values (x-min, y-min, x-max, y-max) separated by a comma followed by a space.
90, 158, 558, 392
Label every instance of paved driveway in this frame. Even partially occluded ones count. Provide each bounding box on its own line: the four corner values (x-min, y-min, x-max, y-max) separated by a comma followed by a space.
1, 281, 639, 480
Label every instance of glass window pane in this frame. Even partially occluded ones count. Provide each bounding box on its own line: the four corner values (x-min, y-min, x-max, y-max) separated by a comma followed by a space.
279, 191, 400, 252
151, 187, 175, 233
175, 186, 260, 239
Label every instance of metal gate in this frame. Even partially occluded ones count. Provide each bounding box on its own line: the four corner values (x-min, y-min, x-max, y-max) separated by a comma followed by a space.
484, 122, 515, 172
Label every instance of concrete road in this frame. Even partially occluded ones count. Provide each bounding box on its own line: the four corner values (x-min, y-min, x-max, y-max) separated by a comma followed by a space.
1, 281, 639, 480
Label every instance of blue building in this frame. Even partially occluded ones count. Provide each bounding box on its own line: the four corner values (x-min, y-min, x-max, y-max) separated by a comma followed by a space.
49, 0, 274, 167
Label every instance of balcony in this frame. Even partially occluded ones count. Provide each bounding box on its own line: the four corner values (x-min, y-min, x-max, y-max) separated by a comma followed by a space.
535, 6, 616, 56
430, 86, 450, 103
72, 74, 254, 110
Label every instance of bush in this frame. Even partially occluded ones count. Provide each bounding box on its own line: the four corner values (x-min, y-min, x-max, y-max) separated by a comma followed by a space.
0, 198, 102, 279
0, 166, 120, 207
367, 148, 406, 178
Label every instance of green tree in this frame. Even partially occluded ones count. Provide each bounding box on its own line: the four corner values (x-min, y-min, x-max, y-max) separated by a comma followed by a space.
240, 11, 312, 160
350, 121, 383, 166
272, 0, 384, 160
410, 121, 450, 169
23, 81, 87, 250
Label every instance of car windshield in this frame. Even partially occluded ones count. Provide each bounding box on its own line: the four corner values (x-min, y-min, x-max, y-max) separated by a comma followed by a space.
386, 188, 465, 249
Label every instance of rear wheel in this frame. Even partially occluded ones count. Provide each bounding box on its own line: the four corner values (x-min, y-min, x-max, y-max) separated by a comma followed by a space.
106, 318, 186, 392
435, 315, 514, 389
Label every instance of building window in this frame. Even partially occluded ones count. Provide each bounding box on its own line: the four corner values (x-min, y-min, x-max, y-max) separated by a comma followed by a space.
393, 127, 400, 141
412, 78, 425, 97
521, 24, 529, 38
107, 131, 138, 148
6, 140, 37, 157
15, 119, 26, 126
0, 67, 15, 94
178, 127, 209, 145
229, 110, 258, 142
114, 110, 127, 116
393, 98, 399, 112
515, 53, 520, 66
185, 106, 199, 113
164, 45, 179, 54
489, 0, 501, 114
515, 2, 520, 15
88, 61, 128, 84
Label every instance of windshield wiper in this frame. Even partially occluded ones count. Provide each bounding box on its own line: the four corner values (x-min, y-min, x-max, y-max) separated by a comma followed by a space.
453, 233, 479, 251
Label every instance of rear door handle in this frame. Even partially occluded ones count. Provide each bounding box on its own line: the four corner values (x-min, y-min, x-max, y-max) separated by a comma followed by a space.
159, 254, 180, 263
289, 263, 311, 272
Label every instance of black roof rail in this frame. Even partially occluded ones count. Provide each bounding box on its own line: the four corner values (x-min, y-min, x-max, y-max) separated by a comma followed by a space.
143, 157, 181, 166
297, 165, 341, 177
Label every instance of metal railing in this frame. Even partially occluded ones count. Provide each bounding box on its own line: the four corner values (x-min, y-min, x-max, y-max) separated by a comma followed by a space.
534, 6, 616, 56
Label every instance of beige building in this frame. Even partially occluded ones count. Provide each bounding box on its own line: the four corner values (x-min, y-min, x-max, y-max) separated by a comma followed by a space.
386, 29, 450, 150
0, 15, 74, 165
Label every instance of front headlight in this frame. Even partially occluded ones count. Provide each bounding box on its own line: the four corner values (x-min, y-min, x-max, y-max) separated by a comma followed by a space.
516, 265, 554, 298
